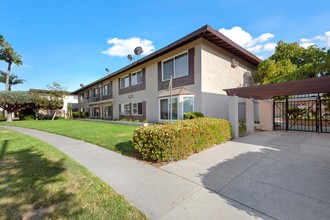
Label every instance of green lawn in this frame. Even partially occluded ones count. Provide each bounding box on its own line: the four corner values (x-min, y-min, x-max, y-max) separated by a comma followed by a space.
1, 120, 137, 155
0, 128, 146, 219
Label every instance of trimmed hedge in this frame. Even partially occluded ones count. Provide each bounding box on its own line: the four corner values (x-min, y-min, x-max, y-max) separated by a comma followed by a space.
183, 111, 204, 120
132, 117, 231, 162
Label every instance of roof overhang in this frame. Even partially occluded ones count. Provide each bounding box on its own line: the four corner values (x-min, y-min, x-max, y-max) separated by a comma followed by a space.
224, 75, 330, 99
72, 24, 261, 94
158, 87, 194, 98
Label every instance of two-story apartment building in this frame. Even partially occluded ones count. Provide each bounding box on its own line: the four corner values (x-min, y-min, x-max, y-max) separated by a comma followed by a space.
72, 25, 261, 123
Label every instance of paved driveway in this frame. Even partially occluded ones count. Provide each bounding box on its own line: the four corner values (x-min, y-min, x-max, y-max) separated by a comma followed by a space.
161, 131, 330, 220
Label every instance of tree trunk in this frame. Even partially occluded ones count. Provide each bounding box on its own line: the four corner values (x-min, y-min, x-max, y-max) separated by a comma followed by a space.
52, 111, 57, 121
6, 112, 13, 122
5, 61, 12, 91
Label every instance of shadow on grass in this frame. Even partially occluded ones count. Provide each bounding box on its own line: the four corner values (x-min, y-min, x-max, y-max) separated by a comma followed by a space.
0, 142, 82, 219
115, 140, 137, 156
0, 140, 8, 159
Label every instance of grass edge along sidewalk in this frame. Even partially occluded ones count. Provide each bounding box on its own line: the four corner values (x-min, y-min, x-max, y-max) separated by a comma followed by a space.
0, 120, 137, 155
0, 128, 147, 219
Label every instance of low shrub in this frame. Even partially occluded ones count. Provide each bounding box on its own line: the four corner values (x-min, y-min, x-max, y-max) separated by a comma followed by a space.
54, 116, 66, 120
183, 112, 204, 120
24, 115, 35, 121
72, 111, 80, 118
132, 117, 231, 162
0, 116, 6, 121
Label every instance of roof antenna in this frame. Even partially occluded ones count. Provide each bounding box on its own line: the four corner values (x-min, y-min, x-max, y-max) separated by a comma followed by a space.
127, 46, 144, 63
134, 46, 144, 56
127, 54, 133, 62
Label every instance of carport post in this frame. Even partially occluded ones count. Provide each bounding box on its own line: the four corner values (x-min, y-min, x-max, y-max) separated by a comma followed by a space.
246, 98, 255, 135
229, 96, 239, 139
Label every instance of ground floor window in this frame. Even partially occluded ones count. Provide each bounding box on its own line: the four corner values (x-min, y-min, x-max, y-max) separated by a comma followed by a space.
103, 105, 113, 118
183, 96, 194, 113
121, 103, 130, 115
93, 107, 100, 117
160, 97, 178, 120
132, 102, 143, 115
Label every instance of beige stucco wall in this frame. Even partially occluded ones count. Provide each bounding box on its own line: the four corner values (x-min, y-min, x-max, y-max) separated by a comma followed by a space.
76, 38, 257, 122
200, 39, 257, 119
259, 100, 274, 131
110, 39, 203, 123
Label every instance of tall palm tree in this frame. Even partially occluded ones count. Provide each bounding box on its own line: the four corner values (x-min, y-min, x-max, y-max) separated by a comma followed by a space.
0, 37, 22, 91
0, 71, 26, 90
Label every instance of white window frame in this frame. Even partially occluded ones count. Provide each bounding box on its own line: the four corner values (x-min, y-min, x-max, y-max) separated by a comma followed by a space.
94, 88, 99, 95
103, 83, 109, 95
103, 105, 112, 118
162, 51, 188, 81
131, 70, 143, 86
159, 96, 179, 121
132, 102, 143, 116
121, 103, 130, 115
93, 107, 100, 117
120, 75, 130, 89
182, 95, 195, 117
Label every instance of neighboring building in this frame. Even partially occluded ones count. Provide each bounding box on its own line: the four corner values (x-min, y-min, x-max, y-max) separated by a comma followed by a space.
71, 25, 261, 123
29, 89, 78, 118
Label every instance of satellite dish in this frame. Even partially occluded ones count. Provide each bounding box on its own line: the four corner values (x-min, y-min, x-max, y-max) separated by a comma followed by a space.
127, 54, 133, 61
134, 46, 144, 56
105, 68, 110, 73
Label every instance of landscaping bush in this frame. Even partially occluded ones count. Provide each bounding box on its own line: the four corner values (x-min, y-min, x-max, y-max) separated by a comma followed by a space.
0, 116, 6, 122
132, 117, 231, 162
183, 111, 204, 120
24, 115, 35, 121
72, 111, 80, 118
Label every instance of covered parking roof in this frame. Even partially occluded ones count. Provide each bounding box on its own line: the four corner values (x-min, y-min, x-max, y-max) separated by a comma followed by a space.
224, 75, 330, 99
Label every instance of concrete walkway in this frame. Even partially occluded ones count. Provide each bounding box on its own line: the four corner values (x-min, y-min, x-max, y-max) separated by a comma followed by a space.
3, 126, 330, 220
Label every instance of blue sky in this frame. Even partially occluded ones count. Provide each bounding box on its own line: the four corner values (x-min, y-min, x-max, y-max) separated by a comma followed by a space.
1, 0, 330, 92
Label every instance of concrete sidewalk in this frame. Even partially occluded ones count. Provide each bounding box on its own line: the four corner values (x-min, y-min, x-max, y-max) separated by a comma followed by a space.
3, 126, 330, 220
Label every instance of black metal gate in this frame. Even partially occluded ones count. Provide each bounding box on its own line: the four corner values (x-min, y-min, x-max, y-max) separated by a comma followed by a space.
274, 97, 330, 133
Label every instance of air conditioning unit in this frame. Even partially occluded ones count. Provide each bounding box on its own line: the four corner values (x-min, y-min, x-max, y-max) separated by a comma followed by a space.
231, 58, 239, 68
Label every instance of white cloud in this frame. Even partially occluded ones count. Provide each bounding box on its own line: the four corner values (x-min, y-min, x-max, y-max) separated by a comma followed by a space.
300, 42, 315, 49
263, 43, 277, 51
22, 64, 33, 69
219, 26, 276, 59
299, 31, 330, 48
102, 37, 155, 57
248, 45, 263, 53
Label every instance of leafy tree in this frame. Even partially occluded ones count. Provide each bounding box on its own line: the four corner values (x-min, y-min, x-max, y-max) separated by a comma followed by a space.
254, 41, 330, 84
31, 82, 69, 120
0, 35, 4, 46
0, 70, 26, 90
0, 91, 36, 122
0, 36, 23, 91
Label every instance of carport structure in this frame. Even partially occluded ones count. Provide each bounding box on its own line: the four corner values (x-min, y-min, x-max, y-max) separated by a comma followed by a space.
224, 75, 330, 138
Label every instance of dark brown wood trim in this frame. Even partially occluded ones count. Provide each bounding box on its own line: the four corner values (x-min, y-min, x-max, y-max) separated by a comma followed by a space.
158, 48, 195, 91
119, 75, 132, 95
119, 101, 146, 121
131, 68, 146, 92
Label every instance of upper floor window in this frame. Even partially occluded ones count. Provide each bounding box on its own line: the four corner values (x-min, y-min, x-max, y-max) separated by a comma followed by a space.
93, 88, 99, 96
103, 83, 111, 95
120, 75, 130, 89
163, 52, 188, 81
131, 70, 143, 85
